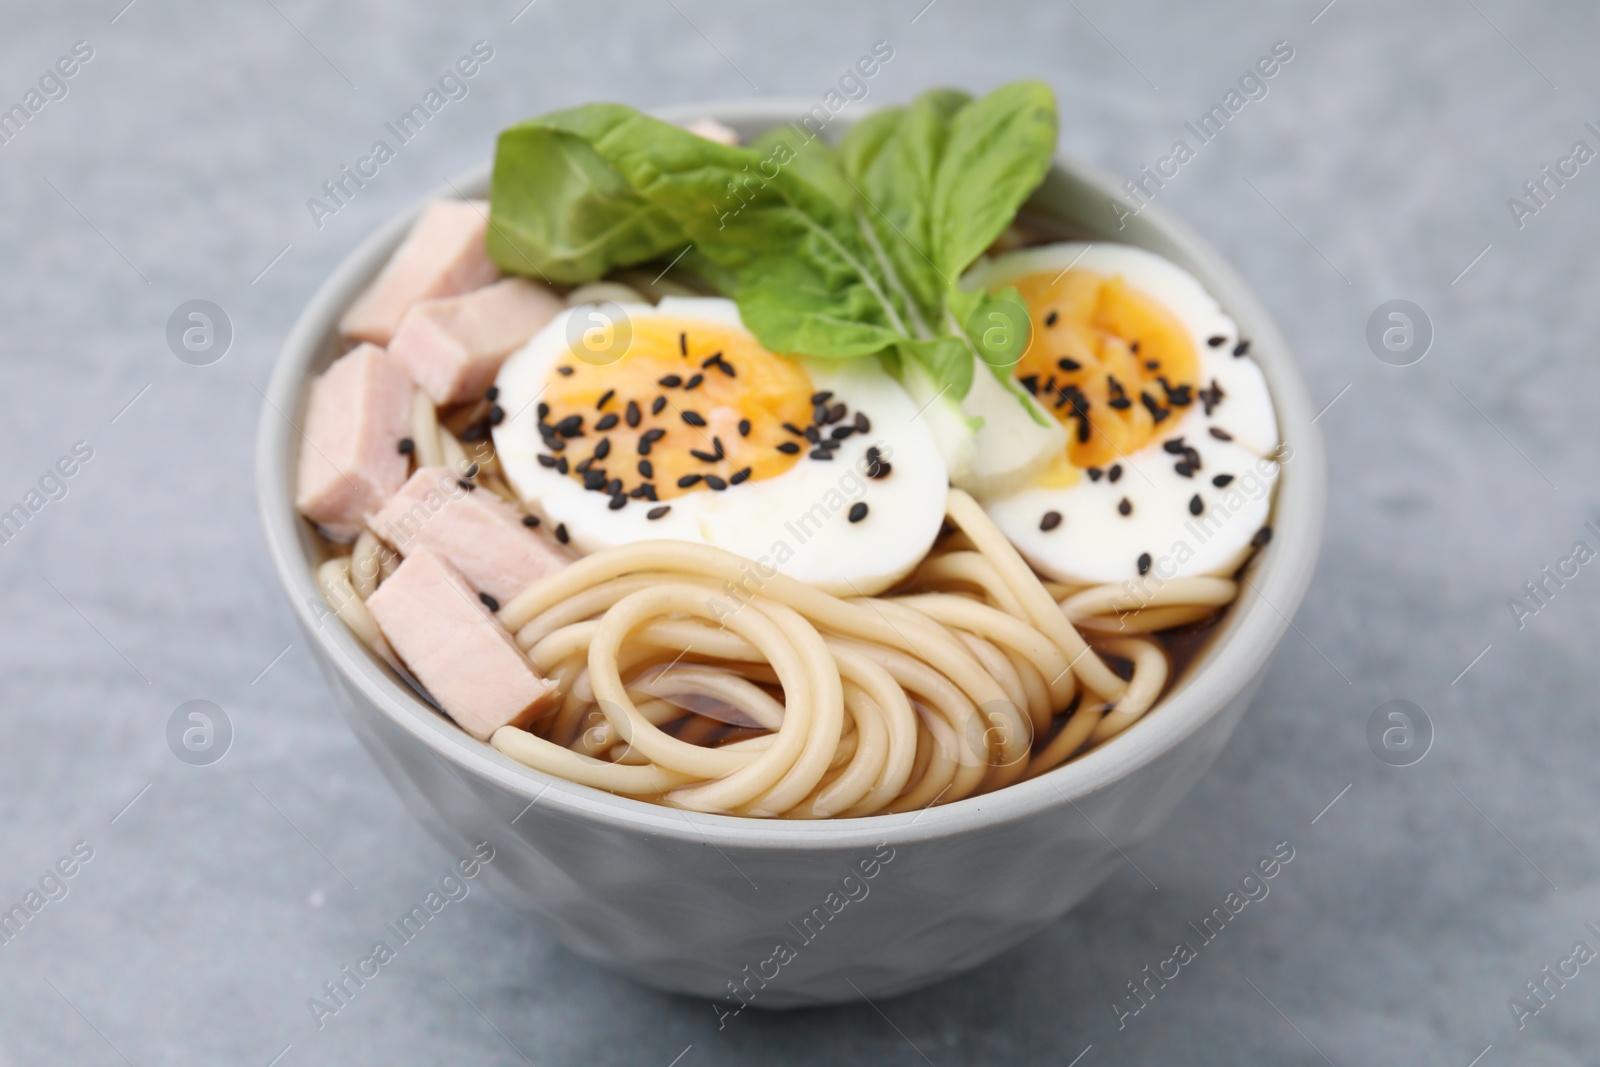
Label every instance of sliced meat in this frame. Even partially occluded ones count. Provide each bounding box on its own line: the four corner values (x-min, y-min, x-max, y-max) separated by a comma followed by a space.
295, 343, 413, 541
365, 548, 557, 741
389, 278, 564, 405
368, 466, 568, 604
339, 200, 499, 346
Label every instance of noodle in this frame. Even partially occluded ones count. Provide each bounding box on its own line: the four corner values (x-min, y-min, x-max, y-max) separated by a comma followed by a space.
322, 473, 1245, 815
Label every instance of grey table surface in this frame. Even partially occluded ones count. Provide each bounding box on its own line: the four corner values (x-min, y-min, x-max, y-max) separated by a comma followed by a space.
2, 0, 1596, 1063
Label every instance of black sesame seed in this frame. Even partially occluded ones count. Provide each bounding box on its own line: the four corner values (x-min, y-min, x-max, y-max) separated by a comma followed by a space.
485, 386, 499, 402
730, 467, 752, 485
651, 396, 667, 415
1189, 494, 1204, 516
1086, 467, 1104, 482
574, 457, 595, 474
866, 459, 891, 479
557, 365, 575, 376
487, 405, 505, 426
1019, 374, 1040, 395
783, 422, 807, 437
537, 402, 550, 419
849, 502, 869, 523
738, 418, 751, 437
678, 474, 703, 488
808, 449, 833, 461
827, 403, 847, 424
1174, 461, 1195, 478
1137, 552, 1152, 575
1209, 426, 1234, 441
479, 592, 500, 611
595, 413, 619, 432
1207, 335, 1226, 348
705, 475, 727, 491
521, 514, 540, 527
1118, 498, 1132, 516
642, 427, 667, 444
554, 414, 584, 438
647, 505, 670, 520
1252, 526, 1273, 548
1039, 510, 1062, 531
690, 448, 719, 463
582, 470, 606, 491
1162, 438, 1187, 455
679, 332, 688, 357
701, 352, 724, 369
712, 437, 725, 459
544, 435, 566, 453
1108, 464, 1123, 483
457, 479, 475, 492
830, 425, 854, 440
460, 422, 491, 442
810, 391, 833, 405
659, 375, 683, 388
594, 438, 612, 460
777, 441, 801, 454
1129, 341, 1140, 354
555, 524, 569, 544
608, 494, 627, 510
1145, 360, 1160, 371
397, 437, 415, 454
813, 403, 829, 425
639, 459, 654, 478
605, 478, 622, 496
1233, 339, 1250, 357
1058, 358, 1081, 372
555, 457, 568, 474
1044, 310, 1059, 326
1109, 397, 1132, 410
681, 411, 706, 427
854, 412, 870, 434
684, 373, 704, 390
625, 400, 641, 428
463, 463, 479, 479
1213, 474, 1234, 487
538, 454, 558, 468
596, 389, 615, 411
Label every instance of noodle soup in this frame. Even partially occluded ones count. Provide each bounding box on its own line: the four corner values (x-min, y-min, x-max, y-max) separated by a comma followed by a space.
294, 83, 1282, 819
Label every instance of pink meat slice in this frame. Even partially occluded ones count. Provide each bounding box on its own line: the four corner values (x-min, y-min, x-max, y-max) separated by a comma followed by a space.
365, 548, 557, 741
389, 278, 564, 405
368, 466, 569, 604
339, 200, 500, 346
295, 343, 413, 541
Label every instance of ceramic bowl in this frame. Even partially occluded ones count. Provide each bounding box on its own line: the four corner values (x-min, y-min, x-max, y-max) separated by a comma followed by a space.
256, 99, 1325, 1008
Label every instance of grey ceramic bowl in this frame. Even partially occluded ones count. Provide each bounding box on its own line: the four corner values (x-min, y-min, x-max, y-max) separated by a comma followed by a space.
257, 99, 1325, 1008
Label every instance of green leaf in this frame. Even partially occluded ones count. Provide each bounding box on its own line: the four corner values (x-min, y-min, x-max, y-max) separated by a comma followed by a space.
929, 80, 1058, 278
487, 110, 686, 284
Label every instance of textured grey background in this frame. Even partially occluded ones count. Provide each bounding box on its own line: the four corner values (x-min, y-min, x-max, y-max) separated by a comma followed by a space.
0, 0, 1595, 1063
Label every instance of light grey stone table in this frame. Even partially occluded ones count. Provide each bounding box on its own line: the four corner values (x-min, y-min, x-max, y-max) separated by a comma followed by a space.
2, 0, 1596, 1063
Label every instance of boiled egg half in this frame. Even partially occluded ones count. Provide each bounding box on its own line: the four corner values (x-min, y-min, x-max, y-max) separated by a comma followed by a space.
492, 297, 949, 595
963, 243, 1281, 585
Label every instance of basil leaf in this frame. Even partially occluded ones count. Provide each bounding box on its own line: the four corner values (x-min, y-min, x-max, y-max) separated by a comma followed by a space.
488, 109, 685, 284
929, 80, 1058, 278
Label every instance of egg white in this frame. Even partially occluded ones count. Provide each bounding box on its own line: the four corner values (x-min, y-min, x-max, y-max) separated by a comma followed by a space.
493, 297, 950, 596
964, 243, 1282, 584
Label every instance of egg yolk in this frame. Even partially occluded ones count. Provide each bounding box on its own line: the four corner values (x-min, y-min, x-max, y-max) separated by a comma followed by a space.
539, 317, 814, 502
1009, 269, 1201, 470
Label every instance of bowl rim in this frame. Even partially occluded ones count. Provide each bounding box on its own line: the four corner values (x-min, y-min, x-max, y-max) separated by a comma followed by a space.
256, 96, 1326, 851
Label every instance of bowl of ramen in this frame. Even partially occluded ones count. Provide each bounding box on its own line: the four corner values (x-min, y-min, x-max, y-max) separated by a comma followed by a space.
257, 86, 1324, 1007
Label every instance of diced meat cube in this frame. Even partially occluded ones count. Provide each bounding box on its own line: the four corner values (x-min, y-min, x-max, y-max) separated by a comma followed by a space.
339, 200, 499, 346
295, 344, 413, 540
389, 278, 564, 405
366, 548, 557, 740
369, 466, 568, 604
